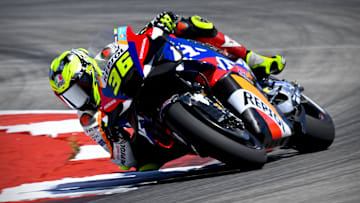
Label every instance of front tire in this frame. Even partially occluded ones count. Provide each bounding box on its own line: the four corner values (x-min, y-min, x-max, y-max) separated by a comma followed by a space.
163, 102, 267, 169
293, 95, 335, 153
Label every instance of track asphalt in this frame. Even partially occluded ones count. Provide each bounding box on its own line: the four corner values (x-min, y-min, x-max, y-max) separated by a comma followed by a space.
1, 0, 359, 202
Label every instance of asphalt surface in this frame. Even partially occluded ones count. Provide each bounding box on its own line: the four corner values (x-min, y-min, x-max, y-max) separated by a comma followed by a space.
1, 0, 360, 202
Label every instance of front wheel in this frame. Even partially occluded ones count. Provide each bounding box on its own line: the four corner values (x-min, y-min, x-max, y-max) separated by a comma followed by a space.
293, 95, 335, 153
163, 102, 267, 169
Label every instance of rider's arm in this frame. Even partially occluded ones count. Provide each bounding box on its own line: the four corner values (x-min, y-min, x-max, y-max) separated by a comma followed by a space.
77, 110, 137, 168
139, 11, 178, 34
77, 110, 111, 152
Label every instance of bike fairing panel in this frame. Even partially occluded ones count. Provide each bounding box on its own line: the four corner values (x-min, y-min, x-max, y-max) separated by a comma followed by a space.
172, 37, 244, 68
161, 37, 292, 139
98, 26, 291, 140
101, 26, 252, 100
228, 75, 292, 139
164, 36, 254, 87
100, 26, 147, 105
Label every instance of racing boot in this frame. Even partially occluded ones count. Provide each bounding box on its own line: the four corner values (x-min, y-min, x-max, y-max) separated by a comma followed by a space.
119, 163, 161, 171
245, 50, 286, 79
137, 163, 161, 171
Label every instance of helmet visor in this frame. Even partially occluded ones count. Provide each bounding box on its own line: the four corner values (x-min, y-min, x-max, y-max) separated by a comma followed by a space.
60, 82, 89, 109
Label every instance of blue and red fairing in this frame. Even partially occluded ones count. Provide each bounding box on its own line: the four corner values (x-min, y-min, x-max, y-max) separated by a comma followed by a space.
98, 26, 255, 113
98, 26, 149, 113
163, 35, 255, 86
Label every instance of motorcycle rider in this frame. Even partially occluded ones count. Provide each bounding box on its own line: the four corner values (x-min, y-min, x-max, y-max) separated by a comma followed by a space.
49, 12, 286, 171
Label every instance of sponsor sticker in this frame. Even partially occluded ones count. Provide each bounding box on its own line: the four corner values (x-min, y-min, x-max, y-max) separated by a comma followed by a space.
228, 89, 292, 137
55, 74, 65, 88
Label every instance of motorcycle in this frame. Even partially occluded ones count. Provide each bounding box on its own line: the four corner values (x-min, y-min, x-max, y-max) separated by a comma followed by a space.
88, 26, 335, 169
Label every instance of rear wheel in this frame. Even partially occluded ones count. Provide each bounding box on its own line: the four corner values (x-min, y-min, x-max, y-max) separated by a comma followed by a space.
163, 102, 267, 169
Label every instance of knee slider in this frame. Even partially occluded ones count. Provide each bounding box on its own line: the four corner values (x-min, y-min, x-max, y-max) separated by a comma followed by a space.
190, 15, 214, 30
175, 15, 217, 38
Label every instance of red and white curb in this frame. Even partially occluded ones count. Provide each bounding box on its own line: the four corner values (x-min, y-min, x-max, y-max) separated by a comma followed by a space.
0, 110, 216, 202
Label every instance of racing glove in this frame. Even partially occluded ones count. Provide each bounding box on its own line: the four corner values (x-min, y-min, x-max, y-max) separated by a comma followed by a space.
150, 11, 179, 33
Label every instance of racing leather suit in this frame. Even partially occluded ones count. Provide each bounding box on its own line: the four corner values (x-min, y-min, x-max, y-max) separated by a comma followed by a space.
77, 109, 137, 168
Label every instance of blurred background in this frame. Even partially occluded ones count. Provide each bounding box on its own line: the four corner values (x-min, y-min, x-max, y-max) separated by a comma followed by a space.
0, 0, 359, 202
1, 0, 359, 111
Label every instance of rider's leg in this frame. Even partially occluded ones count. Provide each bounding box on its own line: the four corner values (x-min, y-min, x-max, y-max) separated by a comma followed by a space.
175, 15, 286, 79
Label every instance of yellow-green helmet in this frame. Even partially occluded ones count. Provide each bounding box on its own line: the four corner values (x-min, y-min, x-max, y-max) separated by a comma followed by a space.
49, 48, 102, 110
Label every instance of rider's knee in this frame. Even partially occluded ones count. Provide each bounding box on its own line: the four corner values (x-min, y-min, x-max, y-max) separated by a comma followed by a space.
175, 15, 217, 38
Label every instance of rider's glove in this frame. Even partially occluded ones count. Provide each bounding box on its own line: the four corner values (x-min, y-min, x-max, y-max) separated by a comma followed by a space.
102, 123, 131, 143
151, 11, 178, 33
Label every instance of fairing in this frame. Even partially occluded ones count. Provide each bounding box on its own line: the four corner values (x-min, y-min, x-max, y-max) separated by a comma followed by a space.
89, 25, 292, 140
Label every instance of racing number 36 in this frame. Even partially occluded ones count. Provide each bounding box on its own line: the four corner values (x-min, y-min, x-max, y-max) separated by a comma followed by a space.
108, 51, 133, 96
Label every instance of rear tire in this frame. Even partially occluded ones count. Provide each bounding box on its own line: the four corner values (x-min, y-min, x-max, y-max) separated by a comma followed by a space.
163, 102, 267, 169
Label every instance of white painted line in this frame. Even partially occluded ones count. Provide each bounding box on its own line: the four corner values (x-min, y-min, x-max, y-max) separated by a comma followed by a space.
0, 173, 138, 202
0, 119, 83, 137
0, 165, 211, 202
71, 145, 110, 161
0, 110, 76, 115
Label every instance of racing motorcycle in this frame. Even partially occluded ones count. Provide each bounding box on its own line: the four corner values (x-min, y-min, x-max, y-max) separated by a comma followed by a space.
89, 26, 335, 169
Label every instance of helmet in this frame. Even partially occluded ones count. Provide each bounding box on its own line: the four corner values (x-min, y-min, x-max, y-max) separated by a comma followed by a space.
49, 48, 103, 111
